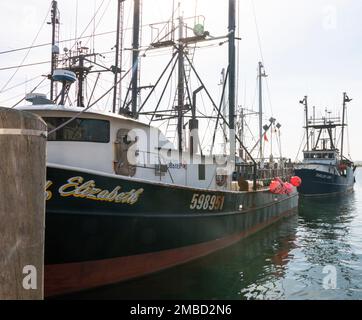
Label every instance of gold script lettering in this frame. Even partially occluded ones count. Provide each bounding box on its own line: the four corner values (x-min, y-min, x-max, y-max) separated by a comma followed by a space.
58, 176, 143, 205
46, 181, 53, 201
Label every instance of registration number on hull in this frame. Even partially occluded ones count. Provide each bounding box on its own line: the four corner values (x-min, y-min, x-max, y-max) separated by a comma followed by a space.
190, 194, 225, 211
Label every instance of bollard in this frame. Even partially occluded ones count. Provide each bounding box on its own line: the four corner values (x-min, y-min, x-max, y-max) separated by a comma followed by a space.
0, 107, 47, 300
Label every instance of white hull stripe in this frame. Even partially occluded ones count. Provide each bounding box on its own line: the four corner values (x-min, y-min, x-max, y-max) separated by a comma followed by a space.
0, 128, 47, 137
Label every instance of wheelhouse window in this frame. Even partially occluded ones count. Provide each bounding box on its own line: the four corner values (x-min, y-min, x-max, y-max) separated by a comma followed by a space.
44, 117, 110, 143
304, 153, 311, 159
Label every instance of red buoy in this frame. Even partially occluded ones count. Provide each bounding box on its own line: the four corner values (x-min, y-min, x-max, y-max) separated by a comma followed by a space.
270, 179, 282, 194
283, 182, 293, 195
290, 176, 302, 187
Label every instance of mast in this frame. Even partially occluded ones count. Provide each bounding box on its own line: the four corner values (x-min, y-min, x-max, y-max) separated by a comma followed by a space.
49, 0, 60, 101
228, 0, 236, 165
177, 15, 185, 152
112, 0, 124, 113
239, 107, 244, 159
341, 92, 352, 160
76, 54, 86, 107
299, 96, 309, 151
258, 62, 267, 166
131, 0, 141, 117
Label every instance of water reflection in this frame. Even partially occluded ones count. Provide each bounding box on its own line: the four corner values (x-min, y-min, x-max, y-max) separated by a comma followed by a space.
63, 215, 299, 300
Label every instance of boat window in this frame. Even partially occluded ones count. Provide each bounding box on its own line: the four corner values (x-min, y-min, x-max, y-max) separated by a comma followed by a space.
198, 164, 206, 180
44, 117, 110, 143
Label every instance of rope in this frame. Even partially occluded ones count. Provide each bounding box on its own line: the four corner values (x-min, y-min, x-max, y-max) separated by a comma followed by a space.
0, 76, 41, 94
251, 0, 274, 117
0, 61, 50, 72
68, 0, 107, 52
295, 131, 306, 162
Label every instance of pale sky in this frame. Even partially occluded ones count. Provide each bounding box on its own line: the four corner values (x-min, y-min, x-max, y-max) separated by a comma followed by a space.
0, 0, 361, 160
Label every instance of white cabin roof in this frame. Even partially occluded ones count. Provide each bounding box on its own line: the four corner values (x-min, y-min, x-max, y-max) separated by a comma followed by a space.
15, 104, 149, 127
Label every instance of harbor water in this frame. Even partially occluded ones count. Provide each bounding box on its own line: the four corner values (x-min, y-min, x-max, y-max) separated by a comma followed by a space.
64, 168, 362, 300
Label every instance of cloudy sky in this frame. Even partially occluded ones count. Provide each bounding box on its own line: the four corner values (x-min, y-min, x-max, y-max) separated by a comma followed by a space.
0, 0, 361, 160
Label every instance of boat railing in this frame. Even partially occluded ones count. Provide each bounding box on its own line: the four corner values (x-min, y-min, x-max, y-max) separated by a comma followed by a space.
235, 163, 294, 186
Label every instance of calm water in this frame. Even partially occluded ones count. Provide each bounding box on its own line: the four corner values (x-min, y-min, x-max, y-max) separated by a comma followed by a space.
67, 168, 362, 300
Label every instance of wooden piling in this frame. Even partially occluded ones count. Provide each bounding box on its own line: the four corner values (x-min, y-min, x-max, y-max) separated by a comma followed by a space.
0, 107, 47, 300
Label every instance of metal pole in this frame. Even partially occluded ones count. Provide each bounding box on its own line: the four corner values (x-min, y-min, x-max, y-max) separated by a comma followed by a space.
305, 96, 309, 151
340, 92, 351, 159
131, 0, 140, 117
50, 1, 59, 101
177, 16, 185, 152
77, 55, 85, 107
228, 0, 236, 169
258, 62, 267, 166
112, 0, 123, 113
240, 107, 244, 160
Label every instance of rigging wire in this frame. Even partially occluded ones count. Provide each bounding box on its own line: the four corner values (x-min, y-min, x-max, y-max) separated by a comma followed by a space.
83, 0, 113, 49
0, 2, 51, 93
295, 131, 306, 162
251, 0, 274, 117
0, 76, 41, 94
0, 61, 50, 72
75, 0, 79, 42
346, 108, 351, 159
68, 0, 107, 51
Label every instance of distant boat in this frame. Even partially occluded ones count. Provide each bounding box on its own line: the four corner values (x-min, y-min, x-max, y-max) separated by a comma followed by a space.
294, 94, 356, 196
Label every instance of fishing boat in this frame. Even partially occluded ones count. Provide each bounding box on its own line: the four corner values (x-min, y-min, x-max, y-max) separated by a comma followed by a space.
294, 95, 356, 196
10, 0, 298, 297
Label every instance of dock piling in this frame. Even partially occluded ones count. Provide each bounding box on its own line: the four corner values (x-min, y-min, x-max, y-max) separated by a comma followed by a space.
0, 107, 47, 300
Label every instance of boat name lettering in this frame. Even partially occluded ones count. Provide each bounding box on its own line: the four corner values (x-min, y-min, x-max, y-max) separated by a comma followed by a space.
315, 173, 332, 180
190, 194, 225, 211
46, 181, 53, 200
168, 162, 187, 169
46, 176, 144, 204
